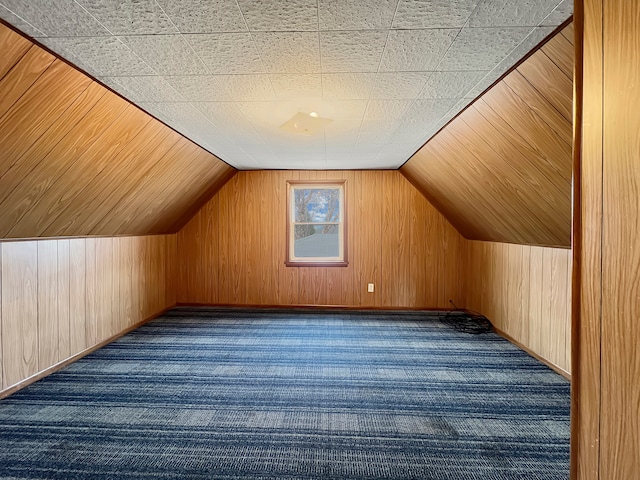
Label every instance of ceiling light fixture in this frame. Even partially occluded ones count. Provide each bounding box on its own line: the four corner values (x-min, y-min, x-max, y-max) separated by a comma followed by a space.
280, 111, 332, 136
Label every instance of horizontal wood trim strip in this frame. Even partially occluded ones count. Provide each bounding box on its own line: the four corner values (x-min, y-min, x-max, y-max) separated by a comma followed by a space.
494, 326, 571, 380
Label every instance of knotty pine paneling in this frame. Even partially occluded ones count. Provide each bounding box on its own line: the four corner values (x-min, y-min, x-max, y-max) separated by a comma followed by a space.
465, 241, 571, 375
178, 170, 465, 308
0, 23, 235, 239
0, 235, 177, 395
401, 23, 573, 248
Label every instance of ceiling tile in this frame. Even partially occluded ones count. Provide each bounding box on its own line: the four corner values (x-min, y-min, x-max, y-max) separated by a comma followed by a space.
317, 0, 399, 30
0, 0, 109, 36
438, 27, 532, 70
393, 0, 480, 28
370, 72, 430, 99
223, 152, 263, 170
213, 74, 277, 101
463, 25, 555, 98
0, 5, 44, 36
469, 0, 564, 27
322, 73, 376, 100
140, 101, 231, 148
270, 74, 323, 100
76, 0, 178, 35
236, 0, 318, 31
163, 75, 233, 102
541, 0, 573, 26
322, 100, 369, 119
196, 102, 251, 133
379, 29, 458, 72
364, 100, 412, 121
356, 128, 397, 146
105, 75, 183, 102
252, 32, 321, 73
390, 98, 458, 142
39, 36, 155, 77
0, 0, 572, 170
155, 0, 247, 33
359, 116, 401, 134
120, 34, 208, 75
235, 101, 293, 127
320, 30, 388, 73
184, 33, 264, 74
420, 71, 487, 99
401, 98, 458, 125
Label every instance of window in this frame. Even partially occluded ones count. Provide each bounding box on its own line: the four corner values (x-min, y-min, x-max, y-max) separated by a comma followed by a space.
286, 180, 347, 267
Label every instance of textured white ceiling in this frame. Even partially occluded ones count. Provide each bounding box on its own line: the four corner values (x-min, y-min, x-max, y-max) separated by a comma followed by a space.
0, 0, 572, 170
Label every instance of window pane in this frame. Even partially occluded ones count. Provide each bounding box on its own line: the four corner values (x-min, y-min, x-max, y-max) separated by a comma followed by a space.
294, 224, 339, 258
294, 188, 340, 223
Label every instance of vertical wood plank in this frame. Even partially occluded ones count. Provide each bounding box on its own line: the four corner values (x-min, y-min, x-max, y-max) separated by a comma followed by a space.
1, 242, 38, 389
85, 238, 98, 347
600, 1, 640, 476
57, 239, 70, 361
37, 240, 58, 371
69, 238, 86, 355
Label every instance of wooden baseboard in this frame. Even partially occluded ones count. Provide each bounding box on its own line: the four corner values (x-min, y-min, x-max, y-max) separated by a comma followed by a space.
176, 302, 455, 312
0, 305, 176, 400
493, 326, 571, 380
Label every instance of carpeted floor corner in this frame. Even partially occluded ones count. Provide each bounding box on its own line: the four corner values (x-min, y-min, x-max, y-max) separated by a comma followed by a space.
0, 307, 570, 479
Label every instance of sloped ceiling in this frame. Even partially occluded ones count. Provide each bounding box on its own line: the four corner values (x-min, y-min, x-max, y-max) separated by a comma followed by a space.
0, 0, 572, 170
0, 23, 235, 239
401, 23, 573, 247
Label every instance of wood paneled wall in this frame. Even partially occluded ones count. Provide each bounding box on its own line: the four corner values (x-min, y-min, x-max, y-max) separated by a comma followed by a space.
0, 235, 177, 394
465, 241, 572, 375
574, 1, 640, 477
0, 23, 235, 239
401, 23, 573, 248
177, 170, 465, 308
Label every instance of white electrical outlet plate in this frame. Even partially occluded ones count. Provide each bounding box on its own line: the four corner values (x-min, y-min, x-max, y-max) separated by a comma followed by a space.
367, 283, 374, 293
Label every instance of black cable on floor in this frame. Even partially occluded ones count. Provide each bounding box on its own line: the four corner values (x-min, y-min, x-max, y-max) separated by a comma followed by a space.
441, 301, 493, 334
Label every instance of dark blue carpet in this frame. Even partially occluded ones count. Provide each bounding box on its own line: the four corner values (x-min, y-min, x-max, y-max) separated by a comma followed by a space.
0, 307, 570, 479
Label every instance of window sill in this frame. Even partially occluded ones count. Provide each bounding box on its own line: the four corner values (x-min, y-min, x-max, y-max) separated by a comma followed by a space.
285, 260, 349, 267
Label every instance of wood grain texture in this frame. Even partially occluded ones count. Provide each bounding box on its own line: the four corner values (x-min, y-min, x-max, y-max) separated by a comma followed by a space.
401, 24, 573, 248
599, 0, 640, 477
178, 170, 465, 308
0, 46, 55, 121
465, 240, 572, 375
574, 0, 602, 477
37, 240, 59, 370
0, 23, 236, 240
0, 24, 31, 79
1, 242, 38, 389
541, 30, 574, 80
0, 235, 177, 395
516, 49, 574, 122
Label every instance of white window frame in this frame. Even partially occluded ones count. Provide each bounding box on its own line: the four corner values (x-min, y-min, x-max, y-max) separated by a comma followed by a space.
285, 180, 348, 267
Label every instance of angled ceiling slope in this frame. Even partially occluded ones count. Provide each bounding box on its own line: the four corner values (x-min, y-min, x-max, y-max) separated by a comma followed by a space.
0, 0, 572, 170
401, 22, 574, 248
0, 22, 236, 239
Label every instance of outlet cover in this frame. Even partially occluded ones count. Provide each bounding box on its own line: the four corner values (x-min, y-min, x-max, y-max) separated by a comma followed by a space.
367, 283, 374, 293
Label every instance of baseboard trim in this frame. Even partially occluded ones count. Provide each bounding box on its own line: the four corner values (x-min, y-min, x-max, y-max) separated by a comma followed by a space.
493, 326, 571, 381
176, 302, 456, 312
0, 305, 176, 400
